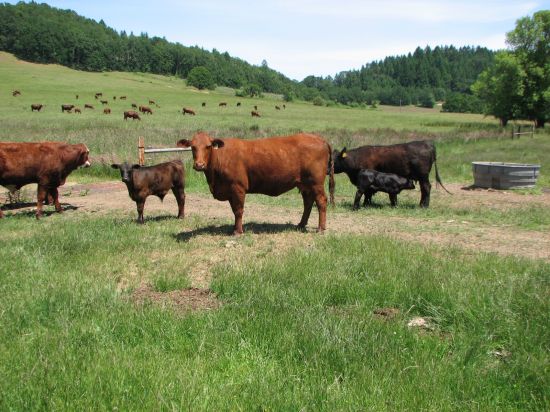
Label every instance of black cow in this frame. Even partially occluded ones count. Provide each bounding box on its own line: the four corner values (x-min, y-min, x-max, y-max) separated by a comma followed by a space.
353, 169, 415, 209
332, 141, 449, 207
111, 160, 185, 223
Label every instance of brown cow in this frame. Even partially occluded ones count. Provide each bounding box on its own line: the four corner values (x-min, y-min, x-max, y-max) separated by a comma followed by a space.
254, 105, 258, 110
131, 103, 138, 108
61, 104, 75, 113
103, 108, 111, 114
75, 94, 79, 99
283, 104, 286, 109
100, 100, 108, 105
219, 102, 227, 107
84, 104, 94, 109
139, 106, 153, 115
236, 102, 241, 107
12, 90, 21, 97
124, 111, 141, 120
111, 161, 185, 223
31, 104, 43, 112
74, 108, 81, 114
0, 142, 90, 218
148, 99, 156, 105
275, 105, 281, 110
182, 107, 196, 115
120, 96, 127, 100
95, 92, 102, 99
177, 132, 334, 235
251, 110, 261, 117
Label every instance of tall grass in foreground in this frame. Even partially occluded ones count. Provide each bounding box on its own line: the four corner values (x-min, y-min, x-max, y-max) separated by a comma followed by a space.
0, 214, 548, 410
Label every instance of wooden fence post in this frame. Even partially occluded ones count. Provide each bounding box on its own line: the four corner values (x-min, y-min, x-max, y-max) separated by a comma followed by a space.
138, 136, 145, 166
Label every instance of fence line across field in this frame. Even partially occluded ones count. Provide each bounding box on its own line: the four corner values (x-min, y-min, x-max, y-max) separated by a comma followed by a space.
138, 137, 191, 166
511, 124, 535, 139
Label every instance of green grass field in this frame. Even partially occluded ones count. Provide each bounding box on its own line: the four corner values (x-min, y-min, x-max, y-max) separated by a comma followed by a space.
1, 52, 549, 410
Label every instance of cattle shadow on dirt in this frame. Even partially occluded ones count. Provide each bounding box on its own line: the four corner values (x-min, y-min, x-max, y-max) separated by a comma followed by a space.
340, 200, 419, 211
174, 222, 297, 242
1, 204, 78, 218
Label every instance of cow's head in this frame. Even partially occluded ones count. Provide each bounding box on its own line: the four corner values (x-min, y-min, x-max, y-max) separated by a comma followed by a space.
77, 144, 91, 168
404, 178, 415, 190
177, 132, 224, 171
111, 162, 140, 183
332, 147, 349, 174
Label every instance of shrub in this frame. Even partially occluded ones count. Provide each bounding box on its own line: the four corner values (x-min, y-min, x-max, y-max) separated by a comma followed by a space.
187, 66, 215, 90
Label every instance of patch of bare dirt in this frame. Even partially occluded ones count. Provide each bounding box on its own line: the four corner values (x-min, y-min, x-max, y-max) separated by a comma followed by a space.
131, 283, 220, 313
3, 180, 550, 262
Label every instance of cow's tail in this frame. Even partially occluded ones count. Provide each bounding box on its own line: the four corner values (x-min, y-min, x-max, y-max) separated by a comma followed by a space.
433, 145, 452, 195
328, 142, 335, 207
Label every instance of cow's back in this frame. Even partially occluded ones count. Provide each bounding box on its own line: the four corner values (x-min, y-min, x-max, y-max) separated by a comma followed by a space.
352, 141, 434, 180
210, 133, 329, 197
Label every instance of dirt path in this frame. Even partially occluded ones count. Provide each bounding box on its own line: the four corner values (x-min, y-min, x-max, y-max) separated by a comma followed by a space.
4, 181, 548, 264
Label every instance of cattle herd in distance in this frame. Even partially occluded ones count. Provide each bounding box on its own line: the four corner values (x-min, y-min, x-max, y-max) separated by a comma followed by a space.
13, 89, 287, 120
2, 91, 449, 234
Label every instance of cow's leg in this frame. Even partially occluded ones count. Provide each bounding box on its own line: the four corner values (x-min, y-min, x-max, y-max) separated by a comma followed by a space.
363, 190, 374, 207
419, 179, 431, 208
172, 187, 185, 219
298, 190, 314, 230
136, 199, 145, 224
313, 186, 328, 232
50, 187, 62, 212
389, 193, 398, 207
36, 185, 47, 219
229, 190, 245, 235
353, 189, 364, 210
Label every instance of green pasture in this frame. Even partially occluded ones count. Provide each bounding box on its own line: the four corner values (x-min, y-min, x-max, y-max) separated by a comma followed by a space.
1, 52, 549, 410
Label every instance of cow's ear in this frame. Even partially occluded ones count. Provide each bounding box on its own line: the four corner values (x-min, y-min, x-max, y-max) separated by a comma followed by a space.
111, 164, 120, 169
177, 139, 191, 148
340, 148, 347, 158
132, 164, 141, 169
212, 139, 225, 149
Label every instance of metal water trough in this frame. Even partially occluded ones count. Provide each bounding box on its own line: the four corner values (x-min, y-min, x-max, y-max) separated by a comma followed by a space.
472, 162, 541, 189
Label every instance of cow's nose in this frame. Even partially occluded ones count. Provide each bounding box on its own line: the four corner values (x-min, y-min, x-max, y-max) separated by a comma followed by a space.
84, 160, 91, 168
194, 162, 206, 171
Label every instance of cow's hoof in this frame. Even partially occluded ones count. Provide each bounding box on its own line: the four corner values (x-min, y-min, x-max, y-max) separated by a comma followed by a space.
232, 230, 243, 236
177, 215, 185, 219
316, 227, 326, 234
296, 224, 307, 232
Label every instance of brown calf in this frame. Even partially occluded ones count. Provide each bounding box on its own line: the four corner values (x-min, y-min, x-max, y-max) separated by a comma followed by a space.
177, 132, 334, 235
251, 110, 261, 117
74, 108, 81, 114
31, 104, 43, 112
182, 107, 196, 115
139, 106, 153, 115
0, 142, 90, 218
111, 161, 185, 223
103, 108, 111, 114
124, 110, 141, 120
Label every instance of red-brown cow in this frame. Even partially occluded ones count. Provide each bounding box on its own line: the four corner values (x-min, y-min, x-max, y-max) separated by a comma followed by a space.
61, 104, 75, 113
74, 107, 81, 114
103, 108, 111, 114
139, 105, 153, 115
84, 104, 94, 109
12, 90, 21, 97
100, 100, 108, 105
124, 110, 141, 120
31, 104, 43, 112
177, 132, 334, 235
251, 110, 261, 117
182, 107, 196, 115
218, 102, 227, 107
0, 142, 90, 218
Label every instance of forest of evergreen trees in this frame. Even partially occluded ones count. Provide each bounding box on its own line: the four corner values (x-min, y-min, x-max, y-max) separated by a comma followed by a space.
0, 2, 495, 111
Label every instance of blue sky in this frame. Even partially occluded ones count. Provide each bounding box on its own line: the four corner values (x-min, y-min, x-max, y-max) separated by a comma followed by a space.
7, 0, 550, 80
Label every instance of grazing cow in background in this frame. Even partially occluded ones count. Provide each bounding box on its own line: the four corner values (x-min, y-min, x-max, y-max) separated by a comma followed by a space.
124, 110, 141, 120
61, 104, 74, 113
182, 107, 196, 115
202, 102, 206, 107
353, 169, 415, 209
73, 108, 81, 114
177, 132, 334, 235
31, 104, 43, 112
251, 111, 261, 117
236, 102, 241, 107
139, 105, 153, 115
12, 90, 21, 97
131, 103, 138, 108
75, 94, 79, 99
95, 92, 102, 99
84, 104, 94, 109
113, 96, 116, 100
120, 96, 127, 100
0, 142, 90, 218
283, 104, 286, 109
254, 105, 258, 110
332, 141, 450, 208
103, 108, 111, 114
219, 102, 227, 107
275, 105, 281, 110
100, 100, 108, 105
148, 99, 156, 105
111, 161, 185, 224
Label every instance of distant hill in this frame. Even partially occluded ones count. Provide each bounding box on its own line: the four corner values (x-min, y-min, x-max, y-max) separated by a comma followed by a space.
0, 2, 494, 110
